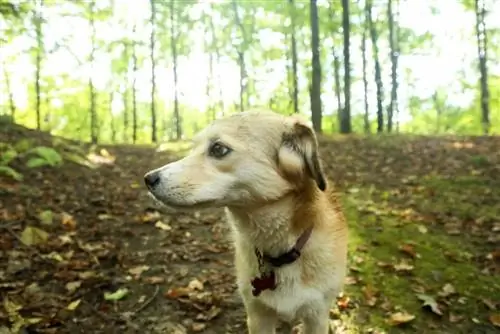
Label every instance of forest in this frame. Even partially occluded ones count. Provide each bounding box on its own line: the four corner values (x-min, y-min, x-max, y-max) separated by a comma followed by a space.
1, 1, 499, 334
1, 0, 499, 142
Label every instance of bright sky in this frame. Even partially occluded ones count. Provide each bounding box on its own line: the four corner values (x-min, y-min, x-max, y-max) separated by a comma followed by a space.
1, 0, 499, 125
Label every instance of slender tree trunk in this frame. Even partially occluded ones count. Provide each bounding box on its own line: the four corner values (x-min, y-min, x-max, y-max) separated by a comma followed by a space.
387, 0, 399, 133
361, 26, 370, 134
288, 0, 299, 114
89, 1, 98, 144
332, 51, 342, 132
395, 0, 400, 133
34, 0, 44, 130
2, 65, 16, 119
122, 43, 130, 143
170, 0, 181, 140
309, 0, 322, 133
340, 0, 351, 134
231, 0, 248, 112
205, 36, 215, 122
475, 0, 490, 135
208, 15, 225, 116
149, 0, 157, 142
366, 0, 384, 133
432, 91, 442, 134
132, 25, 138, 144
109, 92, 116, 143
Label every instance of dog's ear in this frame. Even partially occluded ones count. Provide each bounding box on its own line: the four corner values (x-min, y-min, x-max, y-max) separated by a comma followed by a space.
278, 120, 326, 191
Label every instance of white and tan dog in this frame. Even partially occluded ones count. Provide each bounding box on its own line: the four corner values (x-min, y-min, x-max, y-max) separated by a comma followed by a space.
144, 110, 348, 334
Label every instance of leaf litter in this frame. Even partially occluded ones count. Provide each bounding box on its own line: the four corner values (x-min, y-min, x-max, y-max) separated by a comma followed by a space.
1, 125, 499, 333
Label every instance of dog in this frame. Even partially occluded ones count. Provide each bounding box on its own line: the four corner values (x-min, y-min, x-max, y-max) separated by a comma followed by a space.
144, 110, 348, 334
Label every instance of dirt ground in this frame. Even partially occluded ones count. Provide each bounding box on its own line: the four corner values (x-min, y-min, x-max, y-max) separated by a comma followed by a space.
1, 123, 499, 334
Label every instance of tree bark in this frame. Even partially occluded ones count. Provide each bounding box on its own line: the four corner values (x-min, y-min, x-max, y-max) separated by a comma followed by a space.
309, 0, 322, 133
366, 0, 384, 133
34, 0, 44, 130
288, 0, 299, 114
332, 50, 342, 132
208, 14, 225, 116
89, 0, 98, 144
2, 65, 16, 119
149, 0, 157, 142
231, 0, 248, 112
361, 26, 370, 134
340, 0, 351, 134
475, 0, 490, 135
132, 24, 138, 144
170, 0, 181, 140
387, 0, 399, 133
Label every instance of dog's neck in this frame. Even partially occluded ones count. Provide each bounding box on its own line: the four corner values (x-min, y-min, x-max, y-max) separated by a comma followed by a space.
226, 186, 321, 257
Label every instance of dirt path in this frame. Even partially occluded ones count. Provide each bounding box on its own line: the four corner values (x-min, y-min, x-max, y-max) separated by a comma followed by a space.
1, 124, 499, 333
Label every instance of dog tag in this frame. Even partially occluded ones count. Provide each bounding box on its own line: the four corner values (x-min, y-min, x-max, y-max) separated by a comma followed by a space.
251, 270, 277, 296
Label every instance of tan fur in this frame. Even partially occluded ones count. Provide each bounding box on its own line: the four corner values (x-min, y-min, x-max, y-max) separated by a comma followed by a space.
144, 110, 348, 334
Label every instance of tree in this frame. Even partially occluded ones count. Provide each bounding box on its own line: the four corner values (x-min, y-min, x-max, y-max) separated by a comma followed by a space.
88, 0, 98, 144
309, 0, 322, 133
366, 0, 384, 133
361, 11, 370, 134
387, 0, 399, 133
170, 0, 181, 140
33, 0, 44, 130
474, 0, 490, 134
289, 0, 299, 114
340, 0, 351, 134
149, 0, 157, 142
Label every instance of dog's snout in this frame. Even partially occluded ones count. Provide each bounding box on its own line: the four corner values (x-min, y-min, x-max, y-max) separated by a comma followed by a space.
144, 171, 161, 189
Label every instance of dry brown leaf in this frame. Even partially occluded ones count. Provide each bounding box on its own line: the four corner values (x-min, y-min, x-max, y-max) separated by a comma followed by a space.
61, 212, 77, 230
399, 244, 417, 258
188, 279, 204, 291
394, 261, 414, 272
143, 276, 165, 284
490, 314, 500, 327
387, 312, 415, 326
128, 265, 150, 278
438, 283, 456, 298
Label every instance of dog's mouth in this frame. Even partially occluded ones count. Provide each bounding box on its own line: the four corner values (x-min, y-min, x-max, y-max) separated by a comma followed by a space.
147, 192, 216, 212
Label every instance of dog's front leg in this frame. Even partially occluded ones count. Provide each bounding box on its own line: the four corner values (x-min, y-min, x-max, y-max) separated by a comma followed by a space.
302, 303, 330, 334
244, 299, 278, 334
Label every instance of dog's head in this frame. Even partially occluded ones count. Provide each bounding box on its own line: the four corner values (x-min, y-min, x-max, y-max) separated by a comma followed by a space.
144, 110, 326, 210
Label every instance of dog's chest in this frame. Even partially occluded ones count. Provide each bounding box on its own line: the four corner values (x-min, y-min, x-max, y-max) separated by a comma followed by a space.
256, 266, 324, 322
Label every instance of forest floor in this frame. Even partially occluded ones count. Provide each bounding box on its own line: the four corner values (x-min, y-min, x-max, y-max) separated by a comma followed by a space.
1, 121, 499, 334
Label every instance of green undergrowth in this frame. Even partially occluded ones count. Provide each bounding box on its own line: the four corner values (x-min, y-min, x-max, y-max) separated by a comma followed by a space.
340, 191, 500, 333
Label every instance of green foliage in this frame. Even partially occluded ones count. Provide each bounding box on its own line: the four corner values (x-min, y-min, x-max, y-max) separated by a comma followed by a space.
26, 146, 63, 168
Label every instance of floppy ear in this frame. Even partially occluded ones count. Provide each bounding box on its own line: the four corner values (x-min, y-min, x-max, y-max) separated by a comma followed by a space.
278, 120, 326, 191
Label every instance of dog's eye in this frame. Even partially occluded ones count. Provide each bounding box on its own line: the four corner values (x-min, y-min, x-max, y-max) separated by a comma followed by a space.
208, 142, 231, 159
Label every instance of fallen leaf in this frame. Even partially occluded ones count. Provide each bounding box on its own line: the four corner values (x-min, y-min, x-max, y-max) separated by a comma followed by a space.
20, 226, 49, 246
387, 312, 415, 326
155, 221, 172, 231
128, 265, 150, 278
417, 225, 428, 234
449, 313, 463, 323
394, 261, 414, 272
482, 298, 497, 310
490, 314, 500, 327
104, 288, 129, 301
438, 283, 456, 298
98, 214, 113, 220
192, 323, 206, 332
399, 244, 417, 258
66, 299, 81, 311
65, 281, 82, 293
336, 295, 350, 310
143, 276, 165, 284
188, 279, 204, 291
416, 293, 443, 316
362, 285, 378, 306
165, 287, 191, 299
38, 210, 53, 225
61, 212, 77, 230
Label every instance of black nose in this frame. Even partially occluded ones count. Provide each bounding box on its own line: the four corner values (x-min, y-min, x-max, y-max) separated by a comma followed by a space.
144, 171, 160, 189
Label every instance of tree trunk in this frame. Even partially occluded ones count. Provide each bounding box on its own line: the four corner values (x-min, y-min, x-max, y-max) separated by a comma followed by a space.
475, 0, 490, 135
366, 0, 384, 133
309, 0, 322, 133
361, 26, 370, 134
205, 29, 215, 122
208, 14, 225, 116
231, 0, 248, 112
340, 0, 351, 134
332, 51, 342, 132
149, 0, 157, 142
109, 92, 116, 143
34, 0, 44, 130
132, 25, 138, 144
387, 0, 399, 133
89, 1, 98, 144
2, 65, 16, 119
288, 0, 299, 114
170, 0, 181, 140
